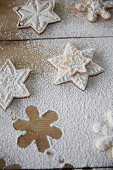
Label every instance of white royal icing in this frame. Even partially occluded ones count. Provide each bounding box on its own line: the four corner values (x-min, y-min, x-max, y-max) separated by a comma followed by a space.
48, 43, 104, 91
13, 0, 60, 34
93, 110, 113, 158
75, 0, 113, 22
0, 59, 30, 110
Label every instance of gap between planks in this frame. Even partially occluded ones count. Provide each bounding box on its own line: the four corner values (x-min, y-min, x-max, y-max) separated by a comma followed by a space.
0, 36, 113, 42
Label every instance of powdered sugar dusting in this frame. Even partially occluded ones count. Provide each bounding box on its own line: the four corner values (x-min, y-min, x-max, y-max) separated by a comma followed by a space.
0, 0, 113, 40
13, 0, 60, 34
0, 59, 30, 110
48, 43, 104, 90
0, 38, 113, 168
75, 0, 113, 23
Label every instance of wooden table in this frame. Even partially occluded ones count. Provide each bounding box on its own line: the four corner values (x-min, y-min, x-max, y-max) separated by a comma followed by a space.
0, 0, 113, 169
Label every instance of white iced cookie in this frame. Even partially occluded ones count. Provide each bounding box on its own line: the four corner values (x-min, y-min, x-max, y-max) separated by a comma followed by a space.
48, 43, 104, 91
13, 0, 60, 34
75, 0, 113, 22
93, 110, 113, 158
0, 59, 30, 110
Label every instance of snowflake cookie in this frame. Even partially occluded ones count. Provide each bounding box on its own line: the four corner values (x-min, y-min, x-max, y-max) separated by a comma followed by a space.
13, 0, 60, 34
93, 110, 113, 158
0, 59, 30, 110
75, 0, 113, 22
13, 106, 62, 153
48, 43, 104, 91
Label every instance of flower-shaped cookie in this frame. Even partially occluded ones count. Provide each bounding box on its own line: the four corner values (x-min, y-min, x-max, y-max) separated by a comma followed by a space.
13, 106, 62, 152
93, 110, 113, 158
13, 0, 60, 34
75, 0, 113, 22
0, 59, 30, 110
48, 43, 104, 91
0, 158, 21, 169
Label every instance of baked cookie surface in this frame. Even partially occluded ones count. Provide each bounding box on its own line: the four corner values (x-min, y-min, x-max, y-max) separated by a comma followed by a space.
0, 38, 113, 168
75, 0, 113, 22
0, 59, 30, 110
0, 0, 113, 40
48, 43, 104, 90
13, 0, 60, 34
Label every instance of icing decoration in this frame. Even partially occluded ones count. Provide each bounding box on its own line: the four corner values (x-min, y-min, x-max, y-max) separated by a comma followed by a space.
13, 0, 60, 34
93, 110, 113, 158
48, 43, 104, 91
75, 0, 113, 22
0, 59, 30, 110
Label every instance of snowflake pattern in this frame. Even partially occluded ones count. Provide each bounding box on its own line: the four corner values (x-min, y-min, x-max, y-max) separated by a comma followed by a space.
63, 163, 74, 169
75, 0, 113, 22
0, 158, 21, 169
0, 59, 30, 110
93, 110, 113, 158
13, 0, 60, 34
13, 106, 62, 153
48, 43, 104, 91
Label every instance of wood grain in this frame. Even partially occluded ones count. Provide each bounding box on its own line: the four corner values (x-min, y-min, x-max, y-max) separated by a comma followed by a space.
0, 0, 113, 169
0, 0, 113, 40
13, 106, 62, 153
0, 40, 56, 75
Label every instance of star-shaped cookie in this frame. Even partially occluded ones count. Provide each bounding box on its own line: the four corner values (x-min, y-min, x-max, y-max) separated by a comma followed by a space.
75, 0, 113, 22
93, 110, 113, 158
0, 59, 31, 110
48, 43, 104, 91
13, 0, 60, 34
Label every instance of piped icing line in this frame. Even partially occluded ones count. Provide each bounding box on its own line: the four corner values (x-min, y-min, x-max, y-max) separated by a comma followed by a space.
13, 0, 60, 34
75, 0, 113, 22
48, 43, 104, 90
0, 59, 31, 110
93, 110, 113, 158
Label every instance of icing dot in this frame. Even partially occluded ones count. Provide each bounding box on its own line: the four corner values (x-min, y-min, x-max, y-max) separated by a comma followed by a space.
19, 22, 23, 26
14, 7, 19, 11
